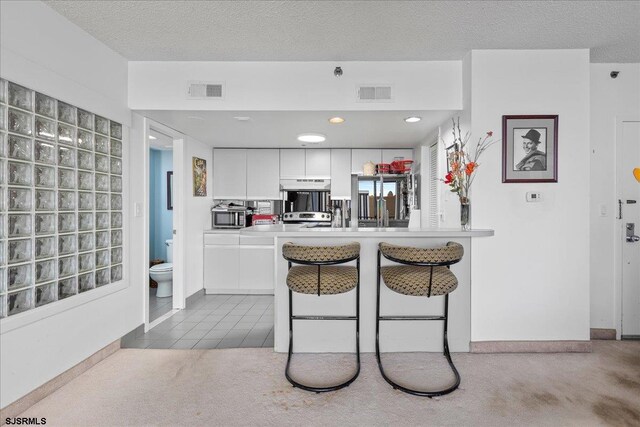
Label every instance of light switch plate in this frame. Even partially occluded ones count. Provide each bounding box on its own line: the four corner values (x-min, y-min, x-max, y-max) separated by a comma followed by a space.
526, 191, 542, 202
134, 202, 142, 217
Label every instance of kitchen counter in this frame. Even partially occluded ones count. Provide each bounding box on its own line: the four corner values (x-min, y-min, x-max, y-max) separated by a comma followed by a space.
235, 224, 494, 354
241, 224, 494, 237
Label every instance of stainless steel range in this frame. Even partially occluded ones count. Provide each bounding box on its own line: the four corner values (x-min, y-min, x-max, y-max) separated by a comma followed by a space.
282, 211, 332, 226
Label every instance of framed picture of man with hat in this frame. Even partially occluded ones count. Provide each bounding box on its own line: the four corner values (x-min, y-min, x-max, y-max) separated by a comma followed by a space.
502, 115, 558, 183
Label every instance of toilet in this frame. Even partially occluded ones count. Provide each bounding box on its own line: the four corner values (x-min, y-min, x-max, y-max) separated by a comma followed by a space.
150, 239, 173, 298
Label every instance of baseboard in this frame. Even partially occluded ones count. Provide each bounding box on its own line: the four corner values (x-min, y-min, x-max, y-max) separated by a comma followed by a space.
470, 340, 592, 353
590, 328, 617, 340
0, 339, 120, 421
186, 289, 205, 306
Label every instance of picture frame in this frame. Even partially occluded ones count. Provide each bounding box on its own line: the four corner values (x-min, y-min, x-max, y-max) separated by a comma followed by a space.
166, 171, 173, 210
502, 115, 558, 183
192, 157, 207, 196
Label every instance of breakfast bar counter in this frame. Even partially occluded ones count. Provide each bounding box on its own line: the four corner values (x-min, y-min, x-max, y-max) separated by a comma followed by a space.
240, 225, 494, 353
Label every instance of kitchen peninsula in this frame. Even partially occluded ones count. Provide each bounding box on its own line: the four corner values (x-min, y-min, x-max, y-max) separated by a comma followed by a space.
238, 225, 494, 353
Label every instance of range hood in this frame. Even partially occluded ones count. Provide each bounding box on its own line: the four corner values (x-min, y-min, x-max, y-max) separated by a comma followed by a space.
280, 179, 331, 191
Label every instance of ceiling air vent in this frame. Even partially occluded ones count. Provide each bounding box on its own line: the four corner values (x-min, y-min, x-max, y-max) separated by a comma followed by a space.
356, 85, 393, 102
187, 81, 224, 100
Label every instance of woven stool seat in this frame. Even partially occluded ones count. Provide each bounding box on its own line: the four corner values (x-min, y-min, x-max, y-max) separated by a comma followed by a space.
287, 265, 358, 295
380, 265, 458, 296
379, 242, 463, 264
283, 242, 360, 263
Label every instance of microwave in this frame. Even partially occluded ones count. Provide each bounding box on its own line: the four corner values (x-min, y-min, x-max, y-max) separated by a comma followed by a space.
211, 207, 247, 229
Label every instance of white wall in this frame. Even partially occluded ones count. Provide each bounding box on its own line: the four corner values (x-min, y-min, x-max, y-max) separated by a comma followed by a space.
128, 61, 462, 111
181, 138, 213, 298
590, 63, 640, 329
469, 50, 591, 342
0, 1, 138, 408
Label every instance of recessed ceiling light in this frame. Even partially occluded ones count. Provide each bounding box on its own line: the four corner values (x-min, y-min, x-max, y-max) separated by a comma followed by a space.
329, 117, 345, 124
149, 135, 157, 140
404, 116, 422, 123
233, 116, 251, 121
297, 133, 326, 143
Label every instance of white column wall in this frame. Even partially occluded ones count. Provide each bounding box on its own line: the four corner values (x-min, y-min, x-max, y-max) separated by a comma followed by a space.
181, 138, 213, 298
589, 63, 640, 329
469, 50, 591, 342
0, 1, 138, 408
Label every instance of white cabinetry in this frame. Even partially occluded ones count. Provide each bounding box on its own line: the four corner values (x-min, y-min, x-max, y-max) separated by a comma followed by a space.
351, 149, 382, 174
213, 149, 247, 199
246, 149, 280, 199
382, 149, 414, 163
305, 149, 331, 178
330, 149, 352, 199
204, 232, 274, 294
279, 149, 306, 178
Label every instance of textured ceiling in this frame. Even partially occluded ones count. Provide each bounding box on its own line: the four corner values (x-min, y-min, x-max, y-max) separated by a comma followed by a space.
138, 110, 455, 148
45, 1, 640, 63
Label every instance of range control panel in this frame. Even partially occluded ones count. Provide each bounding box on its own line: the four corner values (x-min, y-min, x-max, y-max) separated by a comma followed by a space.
282, 211, 332, 223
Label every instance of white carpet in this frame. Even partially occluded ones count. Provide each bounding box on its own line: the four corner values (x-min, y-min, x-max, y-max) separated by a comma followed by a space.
15, 341, 640, 426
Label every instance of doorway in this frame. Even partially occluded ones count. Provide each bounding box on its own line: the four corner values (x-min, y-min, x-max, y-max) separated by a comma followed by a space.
148, 130, 174, 322
143, 118, 186, 331
616, 118, 640, 339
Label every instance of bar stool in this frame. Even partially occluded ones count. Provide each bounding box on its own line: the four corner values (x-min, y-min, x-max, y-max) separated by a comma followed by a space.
376, 241, 464, 397
282, 242, 361, 393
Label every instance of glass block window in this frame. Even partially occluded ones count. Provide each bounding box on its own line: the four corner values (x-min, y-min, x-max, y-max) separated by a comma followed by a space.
0, 79, 124, 318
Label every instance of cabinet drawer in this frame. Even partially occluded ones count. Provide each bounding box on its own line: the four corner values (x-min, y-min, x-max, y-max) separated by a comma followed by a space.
239, 235, 274, 246
204, 233, 240, 245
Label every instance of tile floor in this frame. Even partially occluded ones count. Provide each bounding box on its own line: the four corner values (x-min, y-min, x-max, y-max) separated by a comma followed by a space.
123, 294, 274, 350
148, 287, 173, 323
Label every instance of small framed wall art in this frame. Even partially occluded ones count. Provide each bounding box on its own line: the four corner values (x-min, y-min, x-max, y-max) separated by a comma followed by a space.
192, 157, 207, 196
502, 115, 558, 183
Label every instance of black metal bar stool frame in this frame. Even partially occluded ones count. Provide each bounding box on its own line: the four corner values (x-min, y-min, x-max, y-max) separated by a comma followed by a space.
283, 253, 361, 393
375, 249, 461, 397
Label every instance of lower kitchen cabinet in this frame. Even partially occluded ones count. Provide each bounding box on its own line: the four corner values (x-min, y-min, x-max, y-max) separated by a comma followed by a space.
204, 233, 274, 294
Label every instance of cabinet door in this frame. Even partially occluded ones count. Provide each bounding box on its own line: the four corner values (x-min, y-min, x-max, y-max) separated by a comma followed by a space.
204, 245, 239, 291
305, 149, 331, 178
246, 149, 280, 199
238, 246, 274, 291
351, 149, 381, 174
213, 149, 247, 199
279, 149, 306, 178
330, 149, 352, 199
382, 149, 414, 164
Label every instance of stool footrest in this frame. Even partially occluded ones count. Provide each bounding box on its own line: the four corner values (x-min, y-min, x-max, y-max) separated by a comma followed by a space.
292, 315, 357, 321
379, 315, 445, 321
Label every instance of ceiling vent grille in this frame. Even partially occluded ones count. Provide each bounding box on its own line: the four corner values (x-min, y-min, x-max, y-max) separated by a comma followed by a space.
356, 85, 393, 102
187, 81, 224, 100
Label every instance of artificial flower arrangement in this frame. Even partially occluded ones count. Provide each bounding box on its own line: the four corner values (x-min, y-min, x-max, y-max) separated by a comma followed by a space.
442, 118, 498, 205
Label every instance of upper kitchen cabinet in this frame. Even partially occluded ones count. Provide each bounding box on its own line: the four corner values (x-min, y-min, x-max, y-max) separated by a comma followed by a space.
351, 149, 382, 174
330, 149, 351, 199
246, 149, 280, 200
213, 149, 247, 199
382, 149, 414, 164
279, 149, 306, 178
305, 149, 331, 178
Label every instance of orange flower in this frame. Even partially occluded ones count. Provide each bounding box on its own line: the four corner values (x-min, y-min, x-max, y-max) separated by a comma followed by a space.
451, 161, 460, 172
465, 162, 477, 175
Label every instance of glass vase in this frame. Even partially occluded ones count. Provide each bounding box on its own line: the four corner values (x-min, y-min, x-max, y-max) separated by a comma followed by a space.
460, 200, 470, 231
